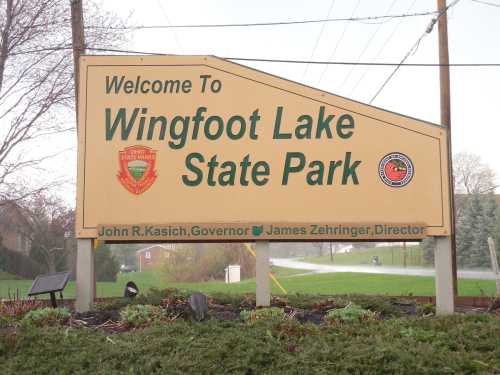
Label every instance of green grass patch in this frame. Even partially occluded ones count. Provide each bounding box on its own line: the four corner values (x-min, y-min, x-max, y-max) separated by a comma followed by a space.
303, 245, 427, 267
1, 270, 497, 299
270, 266, 309, 277
1, 315, 499, 374
0, 272, 20, 281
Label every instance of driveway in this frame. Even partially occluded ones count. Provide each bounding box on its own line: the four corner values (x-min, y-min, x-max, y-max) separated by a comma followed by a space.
271, 258, 498, 280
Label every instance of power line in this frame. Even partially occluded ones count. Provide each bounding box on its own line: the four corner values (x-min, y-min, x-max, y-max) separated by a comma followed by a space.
83, 10, 437, 30
349, 0, 418, 98
301, 0, 337, 80
471, 0, 500, 7
316, 0, 361, 86
84, 47, 500, 66
338, 0, 398, 93
156, 0, 184, 53
369, 0, 462, 104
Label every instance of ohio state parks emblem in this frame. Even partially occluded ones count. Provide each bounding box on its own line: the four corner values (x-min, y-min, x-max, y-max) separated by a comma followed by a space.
378, 152, 414, 188
117, 146, 157, 195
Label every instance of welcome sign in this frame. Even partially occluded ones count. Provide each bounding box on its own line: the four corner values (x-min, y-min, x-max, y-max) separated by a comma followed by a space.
76, 55, 450, 241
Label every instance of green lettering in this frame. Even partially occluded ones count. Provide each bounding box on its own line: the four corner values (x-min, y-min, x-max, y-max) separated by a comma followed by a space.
182, 153, 204, 186
282, 152, 305, 185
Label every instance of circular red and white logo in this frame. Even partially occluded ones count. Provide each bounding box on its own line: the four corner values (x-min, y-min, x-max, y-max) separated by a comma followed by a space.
378, 152, 414, 187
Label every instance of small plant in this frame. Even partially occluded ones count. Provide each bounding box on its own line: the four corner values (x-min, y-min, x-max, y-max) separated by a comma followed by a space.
120, 304, 163, 328
240, 307, 288, 323
0, 299, 44, 319
95, 298, 130, 311
417, 302, 435, 316
324, 303, 377, 324
21, 307, 71, 327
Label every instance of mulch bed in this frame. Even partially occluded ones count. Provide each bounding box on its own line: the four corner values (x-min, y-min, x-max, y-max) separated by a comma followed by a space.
65, 295, 500, 333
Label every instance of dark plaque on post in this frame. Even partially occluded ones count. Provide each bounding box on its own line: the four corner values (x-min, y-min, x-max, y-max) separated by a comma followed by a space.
28, 271, 71, 308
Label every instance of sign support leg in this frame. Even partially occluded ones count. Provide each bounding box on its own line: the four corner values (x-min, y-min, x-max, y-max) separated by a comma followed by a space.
255, 240, 270, 307
75, 239, 95, 312
434, 236, 455, 315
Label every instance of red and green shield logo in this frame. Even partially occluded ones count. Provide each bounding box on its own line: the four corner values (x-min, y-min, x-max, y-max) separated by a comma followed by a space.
117, 146, 157, 195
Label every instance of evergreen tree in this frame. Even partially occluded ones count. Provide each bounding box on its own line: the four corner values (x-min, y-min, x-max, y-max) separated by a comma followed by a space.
469, 193, 496, 268
456, 196, 477, 267
482, 193, 498, 239
94, 242, 119, 282
421, 237, 435, 266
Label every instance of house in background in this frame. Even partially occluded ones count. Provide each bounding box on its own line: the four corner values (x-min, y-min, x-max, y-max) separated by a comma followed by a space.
136, 244, 176, 272
0, 201, 32, 255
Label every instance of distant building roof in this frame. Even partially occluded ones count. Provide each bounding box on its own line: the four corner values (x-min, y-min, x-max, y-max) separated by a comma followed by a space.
136, 244, 175, 254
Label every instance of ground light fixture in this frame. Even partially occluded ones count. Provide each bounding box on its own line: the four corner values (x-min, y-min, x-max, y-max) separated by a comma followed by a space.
124, 281, 139, 298
28, 271, 71, 308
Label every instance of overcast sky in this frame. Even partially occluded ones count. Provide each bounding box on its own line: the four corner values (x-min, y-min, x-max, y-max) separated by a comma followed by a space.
50, 0, 500, 200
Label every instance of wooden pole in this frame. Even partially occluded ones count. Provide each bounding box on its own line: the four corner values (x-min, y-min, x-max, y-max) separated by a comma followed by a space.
437, 0, 457, 296
70, 0, 86, 109
71, 0, 94, 307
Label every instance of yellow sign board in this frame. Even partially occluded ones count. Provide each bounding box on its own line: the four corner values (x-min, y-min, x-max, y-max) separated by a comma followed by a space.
76, 55, 451, 240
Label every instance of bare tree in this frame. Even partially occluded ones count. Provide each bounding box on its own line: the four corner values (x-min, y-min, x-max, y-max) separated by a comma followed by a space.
454, 152, 496, 195
23, 192, 73, 273
453, 151, 497, 219
0, 0, 126, 203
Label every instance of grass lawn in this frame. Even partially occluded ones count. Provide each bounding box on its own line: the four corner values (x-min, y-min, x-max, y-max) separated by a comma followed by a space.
303, 245, 427, 267
0, 268, 496, 298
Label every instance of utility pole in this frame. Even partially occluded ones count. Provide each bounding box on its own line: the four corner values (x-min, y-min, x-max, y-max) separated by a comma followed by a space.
71, 0, 95, 311
70, 0, 85, 108
437, 0, 458, 296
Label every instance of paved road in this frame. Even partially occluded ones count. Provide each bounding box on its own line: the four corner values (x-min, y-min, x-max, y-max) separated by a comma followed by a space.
271, 258, 498, 280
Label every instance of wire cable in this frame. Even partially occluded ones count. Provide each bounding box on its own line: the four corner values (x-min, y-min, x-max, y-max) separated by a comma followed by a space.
84, 10, 437, 30
471, 0, 500, 7
369, 0, 462, 104
301, 0, 337, 80
84, 47, 500, 66
348, 0, 418, 98
156, 0, 184, 53
338, 0, 398, 93
316, 0, 361, 86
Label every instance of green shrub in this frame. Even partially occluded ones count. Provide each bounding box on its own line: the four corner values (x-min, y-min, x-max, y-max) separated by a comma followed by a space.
324, 303, 377, 324
163, 243, 255, 282
0, 315, 9, 328
134, 288, 190, 306
95, 298, 130, 311
417, 302, 435, 316
0, 245, 46, 279
94, 242, 119, 282
240, 307, 288, 323
119, 304, 163, 328
21, 307, 70, 327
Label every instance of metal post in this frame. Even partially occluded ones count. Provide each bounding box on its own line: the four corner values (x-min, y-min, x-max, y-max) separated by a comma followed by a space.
50, 292, 57, 308
487, 237, 500, 293
255, 241, 270, 307
434, 236, 455, 314
75, 239, 95, 312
